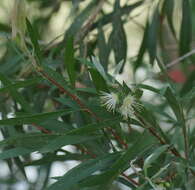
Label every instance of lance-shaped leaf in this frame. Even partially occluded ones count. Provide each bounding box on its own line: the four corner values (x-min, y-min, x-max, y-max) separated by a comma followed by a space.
0, 147, 36, 160
162, 87, 182, 121
64, 36, 76, 87
179, 0, 192, 56
78, 132, 156, 188
26, 19, 42, 63
0, 77, 42, 93
98, 25, 109, 71
65, 0, 97, 39
109, 1, 127, 72
162, 0, 176, 39
143, 145, 169, 176
40, 134, 102, 153
147, 7, 160, 65
47, 152, 120, 190
0, 133, 60, 149
0, 73, 33, 112
89, 68, 108, 92
0, 110, 75, 126
134, 23, 149, 71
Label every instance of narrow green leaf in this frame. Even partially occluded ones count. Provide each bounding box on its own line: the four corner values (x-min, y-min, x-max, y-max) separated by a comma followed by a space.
66, 118, 120, 136
92, 1, 143, 31
0, 73, 33, 112
41, 64, 71, 93
117, 177, 135, 189
91, 56, 109, 82
181, 85, 195, 102
0, 77, 42, 93
40, 135, 102, 153
14, 157, 27, 179
89, 68, 108, 92
110, 132, 155, 173
78, 172, 113, 188
0, 133, 60, 149
39, 119, 72, 132
137, 84, 161, 94
163, 0, 176, 39
109, 1, 127, 72
76, 87, 97, 94
26, 18, 42, 62
179, 0, 192, 55
65, 0, 97, 39
25, 153, 90, 166
89, 132, 156, 187
0, 52, 22, 75
134, 23, 148, 71
47, 152, 120, 190
0, 147, 35, 160
180, 70, 195, 96
162, 87, 182, 121
138, 106, 170, 144
98, 25, 109, 71
0, 110, 73, 126
55, 97, 79, 110
143, 145, 169, 175
64, 36, 76, 87
147, 8, 160, 64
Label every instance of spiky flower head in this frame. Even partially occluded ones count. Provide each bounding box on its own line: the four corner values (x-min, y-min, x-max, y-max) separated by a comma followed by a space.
100, 91, 119, 112
119, 94, 142, 119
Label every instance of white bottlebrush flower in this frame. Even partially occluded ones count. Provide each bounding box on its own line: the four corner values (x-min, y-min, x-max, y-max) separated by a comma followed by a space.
119, 94, 142, 119
100, 91, 119, 112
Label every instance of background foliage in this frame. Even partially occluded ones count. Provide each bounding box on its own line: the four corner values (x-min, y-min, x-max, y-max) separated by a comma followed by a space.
0, 0, 195, 189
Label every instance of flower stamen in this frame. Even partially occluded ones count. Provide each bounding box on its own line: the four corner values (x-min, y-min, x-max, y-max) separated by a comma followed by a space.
119, 94, 142, 119
100, 91, 118, 112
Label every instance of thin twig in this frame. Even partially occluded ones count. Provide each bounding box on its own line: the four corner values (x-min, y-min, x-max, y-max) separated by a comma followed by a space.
121, 173, 140, 187
76, 145, 97, 158
166, 48, 195, 69
39, 70, 97, 118
136, 113, 181, 158
32, 123, 51, 134
38, 68, 128, 149
32, 122, 97, 158
31, 121, 136, 185
74, 0, 105, 44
